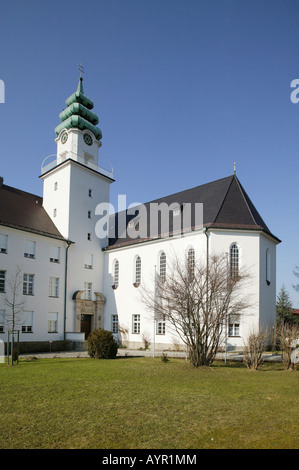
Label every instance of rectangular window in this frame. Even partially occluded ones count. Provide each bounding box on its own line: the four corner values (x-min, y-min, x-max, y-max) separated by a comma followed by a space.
23, 273, 34, 295
0, 234, 8, 254
53, 208, 57, 217
49, 277, 59, 297
22, 311, 33, 333
50, 246, 60, 263
84, 254, 93, 269
156, 315, 166, 335
88, 189, 93, 197
0, 309, 5, 333
112, 314, 118, 333
229, 316, 240, 337
88, 210, 92, 219
87, 233, 91, 241
132, 314, 140, 334
24, 240, 36, 259
84, 282, 92, 300
48, 313, 58, 333
54, 182, 58, 191
0, 270, 6, 292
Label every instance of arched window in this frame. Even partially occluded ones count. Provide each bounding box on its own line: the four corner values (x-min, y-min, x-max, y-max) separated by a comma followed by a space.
159, 251, 166, 282
230, 244, 239, 279
113, 259, 119, 288
134, 255, 141, 286
266, 249, 271, 285
187, 247, 195, 279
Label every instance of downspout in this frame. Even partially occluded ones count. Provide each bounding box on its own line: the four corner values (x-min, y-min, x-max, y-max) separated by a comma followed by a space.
203, 227, 209, 298
63, 240, 73, 341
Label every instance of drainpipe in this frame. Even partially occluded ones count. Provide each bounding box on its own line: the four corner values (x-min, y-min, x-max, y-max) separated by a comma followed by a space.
63, 240, 73, 341
203, 227, 209, 301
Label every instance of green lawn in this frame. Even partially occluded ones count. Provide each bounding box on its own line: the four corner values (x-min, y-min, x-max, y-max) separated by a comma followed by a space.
0, 357, 298, 449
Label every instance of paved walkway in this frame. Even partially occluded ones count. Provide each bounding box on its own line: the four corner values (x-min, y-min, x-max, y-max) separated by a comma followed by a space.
19, 349, 282, 362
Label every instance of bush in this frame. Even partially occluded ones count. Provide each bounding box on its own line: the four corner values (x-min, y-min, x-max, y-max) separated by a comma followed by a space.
88, 328, 118, 359
243, 329, 268, 370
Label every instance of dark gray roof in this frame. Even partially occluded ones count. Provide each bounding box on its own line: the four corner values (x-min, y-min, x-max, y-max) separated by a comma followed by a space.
107, 174, 280, 250
0, 184, 66, 241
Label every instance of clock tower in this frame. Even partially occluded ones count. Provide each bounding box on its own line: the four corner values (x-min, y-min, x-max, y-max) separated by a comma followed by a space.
55, 76, 102, 169
40, 76, 114, 336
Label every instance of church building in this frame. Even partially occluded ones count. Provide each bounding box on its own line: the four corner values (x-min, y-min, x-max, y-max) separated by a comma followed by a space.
0, 78, 281, 352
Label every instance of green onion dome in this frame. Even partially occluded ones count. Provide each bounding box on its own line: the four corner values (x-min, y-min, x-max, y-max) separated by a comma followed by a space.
55, 77, 102, 141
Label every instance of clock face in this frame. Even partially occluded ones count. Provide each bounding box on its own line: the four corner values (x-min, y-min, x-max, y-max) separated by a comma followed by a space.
84, 133, 93, 146
61, 132, 68, 144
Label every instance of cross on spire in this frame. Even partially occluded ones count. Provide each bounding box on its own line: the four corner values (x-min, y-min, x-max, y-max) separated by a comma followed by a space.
78, 63, 85, 78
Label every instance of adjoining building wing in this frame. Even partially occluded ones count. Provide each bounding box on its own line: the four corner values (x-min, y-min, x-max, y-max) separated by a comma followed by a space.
0, 180, 66, 241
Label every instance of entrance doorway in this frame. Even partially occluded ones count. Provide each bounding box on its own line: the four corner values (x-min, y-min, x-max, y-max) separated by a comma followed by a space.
81, 315, 92, 339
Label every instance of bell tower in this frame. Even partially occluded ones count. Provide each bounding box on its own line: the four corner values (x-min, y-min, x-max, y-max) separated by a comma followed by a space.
55, 76, 102, 168
40, 75, 114, 335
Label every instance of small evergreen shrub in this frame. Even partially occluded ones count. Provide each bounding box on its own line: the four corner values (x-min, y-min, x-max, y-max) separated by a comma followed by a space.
88, 328, 118, 359
161, 352, 169, 363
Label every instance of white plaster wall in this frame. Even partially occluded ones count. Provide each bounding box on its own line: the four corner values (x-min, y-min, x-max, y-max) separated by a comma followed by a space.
0, 226, 66, 342
102, 229, 273, 350
43, 159, 112, 333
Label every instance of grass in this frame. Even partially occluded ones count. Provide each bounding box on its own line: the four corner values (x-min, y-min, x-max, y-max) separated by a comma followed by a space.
0, 357, 298, 449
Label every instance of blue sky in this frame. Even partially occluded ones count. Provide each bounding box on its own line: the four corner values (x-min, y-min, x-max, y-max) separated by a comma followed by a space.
1, 0, 299, 304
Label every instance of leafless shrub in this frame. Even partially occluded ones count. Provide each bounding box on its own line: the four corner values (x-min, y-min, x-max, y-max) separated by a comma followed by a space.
243, 328, 268, 370
277, 323, 299, 370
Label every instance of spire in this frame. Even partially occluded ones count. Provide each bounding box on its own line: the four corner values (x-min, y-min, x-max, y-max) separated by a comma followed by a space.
54, 76, 102, 141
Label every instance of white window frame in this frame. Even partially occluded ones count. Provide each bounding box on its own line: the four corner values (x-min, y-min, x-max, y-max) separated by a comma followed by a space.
84, 254, 93, 270
230, 243, 239, 279
113, 260, 119, 288
84, 282, 92, 300
132, 314, 140, 334
0, 309, 5, 333
48, 312, 58, 333
266, 249, 271, 285
50, 246, 60, 263
159, 252, 166, 282
0, 270, 6, 292
23, 273, 34, 295
0, 234, 8, 254
111, 314, 118, 333
156, 315, 166, 335
49, 277, 59, 298
134, 255, 141, 285
22, 311, 33, 333
228, 316, 240, 337
24, 240, 36, 259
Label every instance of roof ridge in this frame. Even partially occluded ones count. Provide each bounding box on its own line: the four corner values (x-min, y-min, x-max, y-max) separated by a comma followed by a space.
212, 174, 234, 224
2, 183, 43, 201
233, 175, 260, 227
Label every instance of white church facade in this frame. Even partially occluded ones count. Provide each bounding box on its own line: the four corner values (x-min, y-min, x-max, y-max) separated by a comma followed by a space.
0, 78, 281, 353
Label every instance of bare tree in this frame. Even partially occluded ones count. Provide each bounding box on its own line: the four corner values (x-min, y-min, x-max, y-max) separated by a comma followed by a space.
141, 252, 251, 367
277, 322, 299, 370
2, 266, 25, 365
